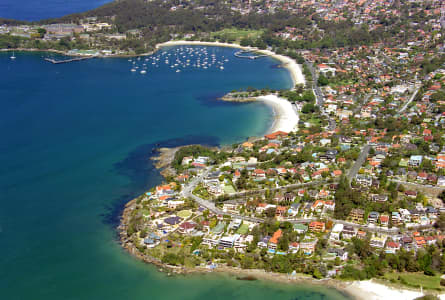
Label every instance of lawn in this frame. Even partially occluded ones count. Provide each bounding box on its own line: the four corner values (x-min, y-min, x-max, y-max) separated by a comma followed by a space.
177, 210, 192, 218
236, 224, 249, 235
211, 28, 263, 43
223, 184, 236, 194
384, 272, 444, 291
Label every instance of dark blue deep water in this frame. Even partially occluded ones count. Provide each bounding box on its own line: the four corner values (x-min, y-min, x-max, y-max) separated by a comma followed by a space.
0, 46, 350, 300
0, 0, 110, 21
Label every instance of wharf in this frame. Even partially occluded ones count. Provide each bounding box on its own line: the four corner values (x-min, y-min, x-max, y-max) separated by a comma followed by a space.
44, 56, 94, 64
234, 50, 267, 60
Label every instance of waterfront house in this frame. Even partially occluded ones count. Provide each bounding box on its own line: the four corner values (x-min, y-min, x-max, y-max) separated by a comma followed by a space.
327, 248, 348, 261
370, 235, 387, 248
268, 229, 282, 250
385, 241, 401, 254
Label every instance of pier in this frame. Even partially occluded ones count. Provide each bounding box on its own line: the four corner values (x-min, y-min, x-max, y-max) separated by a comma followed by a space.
234, 50, 268, 60
44, 56, 94, 64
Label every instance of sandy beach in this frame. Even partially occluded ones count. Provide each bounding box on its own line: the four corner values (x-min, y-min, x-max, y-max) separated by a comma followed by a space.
343, 279, 445, 300
256, 94, 299, 133
156, 40, 305, 87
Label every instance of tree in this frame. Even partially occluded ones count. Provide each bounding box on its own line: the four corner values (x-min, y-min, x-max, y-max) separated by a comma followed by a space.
434, 213, 445, 231
318, 74, 329, 86
302, 103, 318, 114
278, 234, 289, 251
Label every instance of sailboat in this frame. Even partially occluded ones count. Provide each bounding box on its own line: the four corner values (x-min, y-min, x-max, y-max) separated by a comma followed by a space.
10, 51, 16, 60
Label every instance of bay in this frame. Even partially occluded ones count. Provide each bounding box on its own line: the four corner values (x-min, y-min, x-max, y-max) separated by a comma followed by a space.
0, 46, 349, 300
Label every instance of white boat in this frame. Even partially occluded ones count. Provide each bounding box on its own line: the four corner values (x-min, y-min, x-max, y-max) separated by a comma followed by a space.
131, 68, 136, 72
10, 52, 16, 60
176, 69, 181, 73
140, 70, 147, 74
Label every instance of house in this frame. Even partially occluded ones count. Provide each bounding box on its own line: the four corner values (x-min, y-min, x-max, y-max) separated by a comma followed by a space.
371, 194, 388, 203
409, 155, 423, 167
380, 215, 389, 226
368, 211, 380, 224
357, 230, 367, 239
168, 200, 185, 209
327, 248, 348, 261
401, 236, 414, 251
276, 206, 287, 217
265, 131, 288, 140
293, 223, 308, 234
223, 200, 240, 212
392, 212, 402, 226
309, 221, 325, 232
284, 192, 295, 202
414, 236, 426, 249
330, 223, 344, 241
268, 229, 283, 250
349, 208, 364, 223
300, 239, 317, 255
405, 190, 417, 198
156, 184, 174, 197
289, 242, 300, 254
179, 221, 196, 234
288, 203, 301, 216
219, 234, 241, 248
355, 175, 372, 187
385, 241, 401, 254
370, 235, 387, 248
164, 216, 182, 226
342, 225, 356, 239
253, 169, 266, 178
256, 203, 276, 213
182, 156, 193, 165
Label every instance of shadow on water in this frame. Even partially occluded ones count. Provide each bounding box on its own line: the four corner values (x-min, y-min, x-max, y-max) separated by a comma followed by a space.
195, 92, 243, 107
101, 135, 220, 230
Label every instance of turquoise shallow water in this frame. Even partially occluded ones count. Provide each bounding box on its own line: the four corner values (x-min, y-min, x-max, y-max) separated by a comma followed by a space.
0, 46, 349, 300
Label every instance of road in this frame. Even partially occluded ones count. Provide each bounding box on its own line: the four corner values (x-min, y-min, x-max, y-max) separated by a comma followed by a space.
389, 178, 445, 193
304, 60, 338, 132
181, 169, 263, 223
228, 180, 325, 198
396, 87, 420, 115
347, 144, 371, 182
304, 61, 324, 108
181, 168, 433, 234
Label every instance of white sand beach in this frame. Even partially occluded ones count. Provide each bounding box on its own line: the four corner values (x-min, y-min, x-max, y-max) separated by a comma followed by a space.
257, 94, 299, 133
156, 40, 305, 87
343, 280, 445, 300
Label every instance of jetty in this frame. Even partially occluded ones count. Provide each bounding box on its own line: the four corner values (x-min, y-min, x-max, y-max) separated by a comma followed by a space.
44, 56, 94, 64
234, 50, 268, 60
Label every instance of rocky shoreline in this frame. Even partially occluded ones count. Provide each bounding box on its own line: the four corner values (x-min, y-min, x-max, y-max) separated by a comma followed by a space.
118, 200, 360, 299
150, 147, 181, 178
219, 94, 258, 102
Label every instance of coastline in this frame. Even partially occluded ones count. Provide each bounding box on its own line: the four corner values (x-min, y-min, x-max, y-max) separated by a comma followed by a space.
156, 40, 306, 87
119, 195, 443, 300
2, 40, 306, 88
257, 94, 299, 134
8, 42, 436, 300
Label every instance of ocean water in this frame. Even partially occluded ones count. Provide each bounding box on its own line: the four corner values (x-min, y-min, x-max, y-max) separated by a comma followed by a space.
0, 46, 349, 300
0, 0, 110, 21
